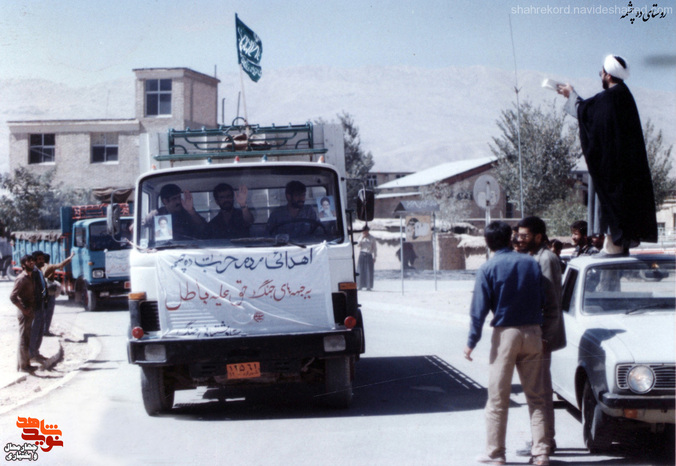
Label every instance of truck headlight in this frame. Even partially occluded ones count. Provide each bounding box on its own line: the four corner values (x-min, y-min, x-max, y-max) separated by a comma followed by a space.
627, 365, 655, 394
144, 345, 166, 362
323, 335, 346, 352
92, 269, 105, 279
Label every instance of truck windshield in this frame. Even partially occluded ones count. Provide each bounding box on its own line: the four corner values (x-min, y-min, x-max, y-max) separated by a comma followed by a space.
90, 220, 133, 251
136, 165, 345, 249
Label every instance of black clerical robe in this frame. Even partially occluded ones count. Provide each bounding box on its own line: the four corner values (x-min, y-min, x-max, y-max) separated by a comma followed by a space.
577, 82, 658, 246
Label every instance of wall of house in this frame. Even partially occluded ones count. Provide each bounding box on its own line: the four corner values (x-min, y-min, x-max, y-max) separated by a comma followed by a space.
9, 130, 140, 191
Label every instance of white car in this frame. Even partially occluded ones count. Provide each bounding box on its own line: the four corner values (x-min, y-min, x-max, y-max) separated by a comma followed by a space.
551, 253, 675, 452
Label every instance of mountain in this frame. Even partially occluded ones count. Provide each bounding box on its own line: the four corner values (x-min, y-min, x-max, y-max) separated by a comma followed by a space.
1, 65, 674, 174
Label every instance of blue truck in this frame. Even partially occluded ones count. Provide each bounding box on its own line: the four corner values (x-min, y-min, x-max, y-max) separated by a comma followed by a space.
11, 205, 133, 311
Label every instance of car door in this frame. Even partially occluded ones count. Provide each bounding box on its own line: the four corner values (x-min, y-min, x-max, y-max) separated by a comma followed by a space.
551, 266, 582, 406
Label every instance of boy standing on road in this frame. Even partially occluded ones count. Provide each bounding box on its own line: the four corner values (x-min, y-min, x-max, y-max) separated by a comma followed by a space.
464, 221, 550, 465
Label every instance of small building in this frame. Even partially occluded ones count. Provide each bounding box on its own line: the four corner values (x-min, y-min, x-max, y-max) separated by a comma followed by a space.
375, 156, 518, 225
8, 68, 220, 201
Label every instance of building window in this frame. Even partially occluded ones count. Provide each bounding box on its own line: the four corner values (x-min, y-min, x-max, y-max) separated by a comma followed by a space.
91, 133, 119, 163
366, 174, 378, 188
145, 79, 172, 116
29, 134, 55, 164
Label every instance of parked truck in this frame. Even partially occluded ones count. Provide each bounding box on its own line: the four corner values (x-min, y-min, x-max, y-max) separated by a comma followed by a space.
114, 122, 372, 415
12, 205, 133, 311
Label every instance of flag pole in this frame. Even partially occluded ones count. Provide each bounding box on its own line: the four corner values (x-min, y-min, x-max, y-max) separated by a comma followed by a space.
238, 65, 249, 126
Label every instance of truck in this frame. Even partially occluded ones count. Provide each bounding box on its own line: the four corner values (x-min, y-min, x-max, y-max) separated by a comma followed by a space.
114, 122, 372, 415
12, 205, 134, 311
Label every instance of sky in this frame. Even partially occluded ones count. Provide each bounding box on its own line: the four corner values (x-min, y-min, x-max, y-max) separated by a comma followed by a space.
0, 0, 674, 92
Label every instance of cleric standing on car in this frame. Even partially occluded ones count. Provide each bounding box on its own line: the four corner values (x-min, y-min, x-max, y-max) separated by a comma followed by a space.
557, 54, 657, 255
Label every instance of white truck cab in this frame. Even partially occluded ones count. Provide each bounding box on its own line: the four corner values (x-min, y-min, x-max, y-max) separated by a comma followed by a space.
118, 122, 371, 415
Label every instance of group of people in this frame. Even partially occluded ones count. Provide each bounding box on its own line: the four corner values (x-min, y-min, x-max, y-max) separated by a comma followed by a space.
11, 250, 74, 373
148, 180, 332, 241
468, 214, 606, 465
468, 53, 658, 466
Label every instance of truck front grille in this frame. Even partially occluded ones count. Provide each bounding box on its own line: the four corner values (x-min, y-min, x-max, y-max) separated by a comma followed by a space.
140, 301, 160, 332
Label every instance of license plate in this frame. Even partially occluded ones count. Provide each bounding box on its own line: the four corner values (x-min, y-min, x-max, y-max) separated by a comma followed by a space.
227, 362, 261, 380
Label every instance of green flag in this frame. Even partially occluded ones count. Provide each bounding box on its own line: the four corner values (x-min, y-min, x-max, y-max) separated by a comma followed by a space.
236, 15, 262, 82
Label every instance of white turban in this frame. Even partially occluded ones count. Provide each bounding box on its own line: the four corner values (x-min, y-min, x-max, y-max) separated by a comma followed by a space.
603, 55, 630, 81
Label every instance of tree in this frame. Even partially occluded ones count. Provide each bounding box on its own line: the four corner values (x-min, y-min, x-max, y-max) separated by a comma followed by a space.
317, 112, 375, 211
419, 180, 473, 228
643, 119, 676, 209
0, 167, 90, 232
490, 100, 581, 217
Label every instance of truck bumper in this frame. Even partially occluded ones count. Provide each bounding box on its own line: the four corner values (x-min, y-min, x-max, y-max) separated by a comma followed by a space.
128, 329, 364, 368
88, 280, 129, 296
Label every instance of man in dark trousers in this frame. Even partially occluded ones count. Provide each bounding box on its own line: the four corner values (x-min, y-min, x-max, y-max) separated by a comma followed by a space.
464, 221, 549, 466
558, 54, 657, 255
29, 251, 48, 362
11, 255, 38, 372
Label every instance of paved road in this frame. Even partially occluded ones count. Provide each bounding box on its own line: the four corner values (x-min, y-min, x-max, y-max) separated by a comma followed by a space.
0, 276, 672, 465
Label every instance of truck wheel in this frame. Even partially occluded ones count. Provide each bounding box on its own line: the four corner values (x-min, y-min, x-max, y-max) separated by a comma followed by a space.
582, 380, 613, 453
322, 356, 353, 408
141, 366, 175, 416
83, 288, 98, 312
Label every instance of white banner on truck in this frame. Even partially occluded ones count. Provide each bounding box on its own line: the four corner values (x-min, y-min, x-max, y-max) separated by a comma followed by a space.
155, 244, 334, 338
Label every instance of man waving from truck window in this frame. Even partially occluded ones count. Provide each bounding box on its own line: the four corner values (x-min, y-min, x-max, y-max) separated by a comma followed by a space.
146, 183, 206, 241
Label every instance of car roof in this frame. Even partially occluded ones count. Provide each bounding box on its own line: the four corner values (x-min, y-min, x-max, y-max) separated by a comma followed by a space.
567, 252, 676, 269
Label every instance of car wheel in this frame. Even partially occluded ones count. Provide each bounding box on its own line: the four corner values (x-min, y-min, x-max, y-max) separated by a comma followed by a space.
582, 380, 613, 453
141, 366, 175, 416
322, 356, 353, 408
83, 288, 99, 312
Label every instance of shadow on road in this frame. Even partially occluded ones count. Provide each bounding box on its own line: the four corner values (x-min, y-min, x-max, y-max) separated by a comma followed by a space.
170, 355, 486, 420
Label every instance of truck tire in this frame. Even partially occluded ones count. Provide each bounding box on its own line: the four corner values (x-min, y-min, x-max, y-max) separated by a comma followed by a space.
141, 366, 175, 416
6, 263, 17, 280
83, 288, 99, 312
322, 356, 353, 408
582, 380, 613, 453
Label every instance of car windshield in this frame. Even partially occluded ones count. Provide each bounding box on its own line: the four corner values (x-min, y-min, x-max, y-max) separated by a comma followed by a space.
136, 165, 344, 249
582, 258, 676, 314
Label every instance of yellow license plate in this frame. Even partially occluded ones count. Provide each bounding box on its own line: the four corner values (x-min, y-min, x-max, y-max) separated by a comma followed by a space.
227, 362, 261, 380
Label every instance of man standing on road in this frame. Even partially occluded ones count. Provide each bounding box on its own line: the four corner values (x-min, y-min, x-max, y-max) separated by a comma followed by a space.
464, 221, 549, 466
34, 250, 75, 336
515, 216, 566, 458
558, 55, 657, 255
10, 255, 38, 372
29, 252, 48, 363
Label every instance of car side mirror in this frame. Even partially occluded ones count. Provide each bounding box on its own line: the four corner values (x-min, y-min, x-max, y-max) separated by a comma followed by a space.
356, 188, 374, 222
107, 204, 121, 240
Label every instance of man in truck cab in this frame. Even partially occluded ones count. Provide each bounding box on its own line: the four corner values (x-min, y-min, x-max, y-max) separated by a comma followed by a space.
266, 180, 319, 238
206, 183, 254, 239
147, 183, 206, 241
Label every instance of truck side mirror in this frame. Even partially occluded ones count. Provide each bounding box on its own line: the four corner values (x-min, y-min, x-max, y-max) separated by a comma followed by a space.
356, 188, 375, 222
107, 204, 121, 239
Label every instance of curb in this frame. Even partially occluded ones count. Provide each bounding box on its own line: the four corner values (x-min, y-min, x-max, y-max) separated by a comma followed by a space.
0, 340, 63, 390
0, 327, 101, 415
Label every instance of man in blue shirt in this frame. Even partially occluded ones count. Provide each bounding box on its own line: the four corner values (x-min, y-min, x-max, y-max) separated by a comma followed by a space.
464, 221, 549, 466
